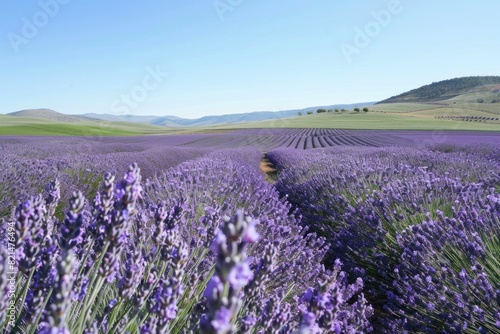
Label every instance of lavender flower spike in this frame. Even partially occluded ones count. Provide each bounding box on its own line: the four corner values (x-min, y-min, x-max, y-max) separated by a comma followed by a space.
201, 211, 259, 334
39, 250, 76, 334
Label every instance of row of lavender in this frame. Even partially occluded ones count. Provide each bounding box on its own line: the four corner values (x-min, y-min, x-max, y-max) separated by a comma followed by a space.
267, 143, 500, 332
0, 136, 213, 221
0, 129, 412, 221
180, 129, 500, 151
0, 142, 373, 333
182, 129, 415, 151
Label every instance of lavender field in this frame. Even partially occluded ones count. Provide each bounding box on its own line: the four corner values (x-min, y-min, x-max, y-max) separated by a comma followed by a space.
181, 129, 415, 151
0, 130, 499, 333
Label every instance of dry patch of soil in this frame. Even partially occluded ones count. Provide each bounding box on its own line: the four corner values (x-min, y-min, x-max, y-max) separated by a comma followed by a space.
260, 157, 278, 183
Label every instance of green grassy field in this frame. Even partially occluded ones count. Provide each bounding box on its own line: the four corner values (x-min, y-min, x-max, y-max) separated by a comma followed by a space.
455, 103, 500, 115
410, 108, 499, 118
371, 102, 500, 115
2, 101, 499, 136
0, 115, 177, 136
443, 86, 500, 105
209, 110, 500, 131
369, 103, 443, 113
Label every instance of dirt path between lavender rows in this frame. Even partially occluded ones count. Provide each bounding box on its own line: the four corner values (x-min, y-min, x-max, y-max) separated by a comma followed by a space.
260, 154, 278, 183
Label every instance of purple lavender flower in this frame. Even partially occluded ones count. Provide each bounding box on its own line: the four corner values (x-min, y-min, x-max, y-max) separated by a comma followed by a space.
227, 262, 253, 289
0, 250, 10, 325
118, 252, 145, 300
204, 275, 223, 300
201, 211, 259, 333
211, 307, 232, 333
41, 251, 76, 334
14, 195, 46, 268
242, 219, 259, 243
98, 163, 142, 283
60, 191, 86, 251
298, 269, 372, 333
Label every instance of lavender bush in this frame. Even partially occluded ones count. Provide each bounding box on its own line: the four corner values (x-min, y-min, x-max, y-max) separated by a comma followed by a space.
269, 144, 500, 332
0, 148, 372, 333
0, 137, 211, 220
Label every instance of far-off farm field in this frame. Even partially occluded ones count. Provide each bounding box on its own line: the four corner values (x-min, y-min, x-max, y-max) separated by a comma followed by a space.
1, 113, 500, 333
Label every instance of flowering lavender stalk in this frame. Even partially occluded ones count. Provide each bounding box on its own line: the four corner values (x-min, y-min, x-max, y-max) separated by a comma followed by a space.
24, 236, 58, 325
39, 250, 76, 334
118, 249, 145, 301
99, 163, 142, 283
44, 179, 60, 238
134, 266, 160, 310
5, 194, 48, 334
70, 164, 142, 333
145, 243, 188, 333
142, 203, 188, 333
298, 261, 373, 333
200, 211, 259, 334
0, 250, 9, 325
240, 244, 277, 331
15, 194, 46, 273
90, 173, 115, 257
60, 191, 86, 252
258, 296, 293, 333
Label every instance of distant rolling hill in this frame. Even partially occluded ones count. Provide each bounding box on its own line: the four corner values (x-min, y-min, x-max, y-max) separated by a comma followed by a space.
8, 109, 96, 123
82, 114, 185, 127
6, 75, 499, 134
1, 108, 180, 136
378, 76, 500, 104
83, 102, 375, 127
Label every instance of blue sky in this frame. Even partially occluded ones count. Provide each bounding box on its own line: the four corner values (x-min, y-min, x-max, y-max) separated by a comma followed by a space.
1, 0, 498, 118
